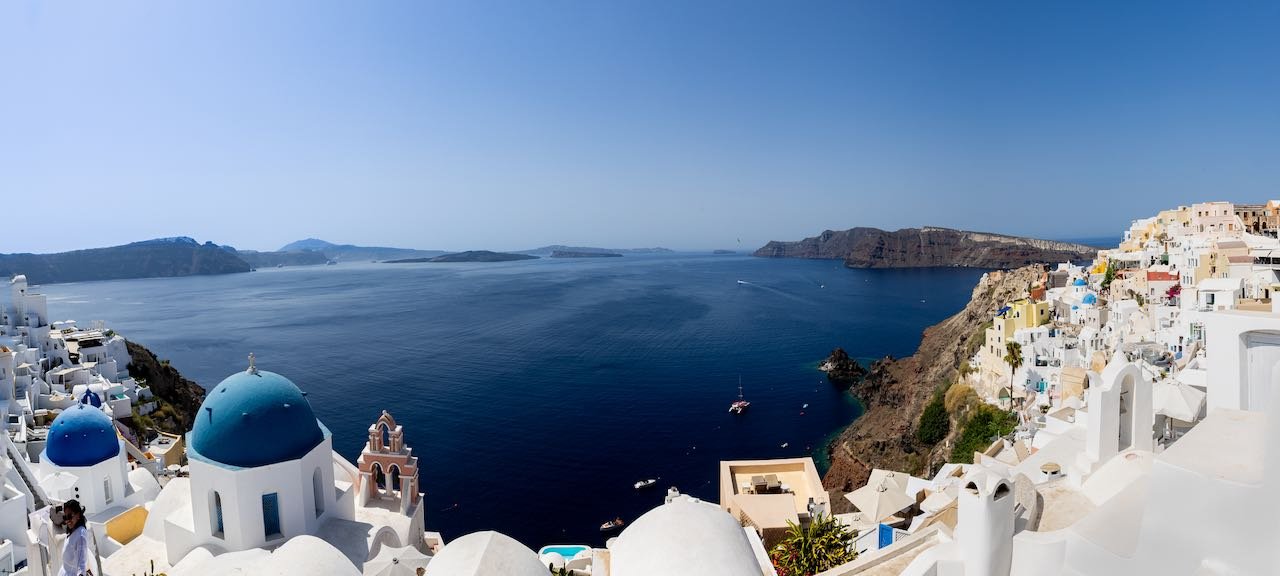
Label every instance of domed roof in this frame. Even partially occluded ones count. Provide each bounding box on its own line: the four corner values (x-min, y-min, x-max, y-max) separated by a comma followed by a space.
1073, 278, 1088, 286
189, 369, 324, 468
610, 498, 763, 576
46, 404, 119, 467
427, 531, 546, 576
79, 389, 102, 408
1083, 293, 1098, 305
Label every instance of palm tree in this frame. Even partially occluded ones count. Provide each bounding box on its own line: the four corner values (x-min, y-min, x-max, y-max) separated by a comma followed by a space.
1004, 341, 1023, 411
770, 514, 855, 576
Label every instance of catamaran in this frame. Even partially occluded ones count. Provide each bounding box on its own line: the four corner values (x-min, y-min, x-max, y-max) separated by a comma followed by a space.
729, 378, 750, 414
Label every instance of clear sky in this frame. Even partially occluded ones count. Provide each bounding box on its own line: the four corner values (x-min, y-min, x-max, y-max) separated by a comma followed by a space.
3, 1, 1278, 253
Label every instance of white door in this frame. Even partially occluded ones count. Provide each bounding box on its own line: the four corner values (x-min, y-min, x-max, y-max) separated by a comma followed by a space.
1246, 333, 1280, 412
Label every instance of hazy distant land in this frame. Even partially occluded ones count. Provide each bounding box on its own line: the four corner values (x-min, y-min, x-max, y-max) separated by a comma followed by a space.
385, 250, 539, 263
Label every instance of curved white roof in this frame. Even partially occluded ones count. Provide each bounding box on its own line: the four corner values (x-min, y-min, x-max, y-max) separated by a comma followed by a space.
610, 498, 764, 576
176, 535, 359, 576
261, 536, 361, 575
427, 531, 546, 576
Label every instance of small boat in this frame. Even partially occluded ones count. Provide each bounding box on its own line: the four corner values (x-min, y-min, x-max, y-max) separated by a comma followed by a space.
600, 517, 625, 532
729, 378, 750, 414
634, 479, 657, 490
780, 442, 789, 448
276, 264, 285, 268
326, 259, 338, 265
736, 280, 748, 285
802, 403, 809, 409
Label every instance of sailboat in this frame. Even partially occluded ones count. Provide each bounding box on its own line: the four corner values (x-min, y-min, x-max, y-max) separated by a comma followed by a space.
729, 377, 751, 414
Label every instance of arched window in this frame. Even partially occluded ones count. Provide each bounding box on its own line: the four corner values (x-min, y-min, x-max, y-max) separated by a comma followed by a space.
380, 424, 391, 451
212, 492, 224, 538
313, 468, 325, 518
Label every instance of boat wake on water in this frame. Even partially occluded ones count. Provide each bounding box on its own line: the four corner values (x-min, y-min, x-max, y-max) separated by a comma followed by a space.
735, 279, 816, 305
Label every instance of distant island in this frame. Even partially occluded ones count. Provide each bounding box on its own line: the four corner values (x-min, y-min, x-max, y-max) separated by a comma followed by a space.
385, 250, 539, 263
279, 238, 446, 262
755, 226, 1097, 269
712, 249, 736, 255
231, 248, 329, 268
517, 245, 672, 256
550, 250, 622, 258
0, 237, 249, 285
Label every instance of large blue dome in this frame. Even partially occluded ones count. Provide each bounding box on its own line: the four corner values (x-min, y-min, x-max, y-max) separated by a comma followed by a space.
189, 369, 325, 468
1083, 293, 1098, 305
1073, 278, 1087, 287
46, 404, 120, 468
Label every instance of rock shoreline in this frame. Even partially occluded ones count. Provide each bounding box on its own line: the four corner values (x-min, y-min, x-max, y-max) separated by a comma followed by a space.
821, 265, 1043, 509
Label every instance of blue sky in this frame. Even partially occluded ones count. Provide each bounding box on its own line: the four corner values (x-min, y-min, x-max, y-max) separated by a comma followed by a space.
2, 1, 1277, 252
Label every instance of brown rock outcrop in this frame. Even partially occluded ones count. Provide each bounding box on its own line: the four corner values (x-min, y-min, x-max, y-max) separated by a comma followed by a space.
822, 265, 1044, 510
124, 340, 207, 434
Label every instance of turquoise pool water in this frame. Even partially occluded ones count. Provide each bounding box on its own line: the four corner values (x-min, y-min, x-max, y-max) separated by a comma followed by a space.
540, 545, 589, 558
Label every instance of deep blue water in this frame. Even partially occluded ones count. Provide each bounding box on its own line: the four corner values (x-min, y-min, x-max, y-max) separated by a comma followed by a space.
34, 255, 984, 546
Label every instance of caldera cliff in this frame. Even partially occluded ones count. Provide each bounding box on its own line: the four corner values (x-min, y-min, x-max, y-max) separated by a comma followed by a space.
124, 340, 208, 434
755, 227, 1097, 269
822, 265, 1043, 508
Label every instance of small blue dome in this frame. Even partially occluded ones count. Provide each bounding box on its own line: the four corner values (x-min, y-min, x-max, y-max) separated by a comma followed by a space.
79, 389, 102, 408
189, 369, 324, 468
1072, 278, 1087, 287
1083, 294, 1098, 305
46, 404, 119, 467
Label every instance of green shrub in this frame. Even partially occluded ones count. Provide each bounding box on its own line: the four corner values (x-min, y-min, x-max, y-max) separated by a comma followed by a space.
950, 404, 1018, 463
916, 395, 950, 445
770, 514, 855, 576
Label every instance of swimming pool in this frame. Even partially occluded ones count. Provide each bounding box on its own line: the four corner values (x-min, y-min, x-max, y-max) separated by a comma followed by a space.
539, 544, 590, 559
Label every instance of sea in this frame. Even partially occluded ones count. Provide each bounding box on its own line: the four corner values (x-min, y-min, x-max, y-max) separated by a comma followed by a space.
35, 254, 986, 547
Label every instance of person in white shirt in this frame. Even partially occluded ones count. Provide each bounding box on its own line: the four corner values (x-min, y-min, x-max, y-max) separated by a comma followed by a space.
58, 500, 92, 576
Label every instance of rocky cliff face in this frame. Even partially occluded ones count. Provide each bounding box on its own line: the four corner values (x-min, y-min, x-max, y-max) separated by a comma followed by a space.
124, 340, 207, 434
0, 238, 250, 284
755, 227, 1096, 269
822, 265, 1043, 507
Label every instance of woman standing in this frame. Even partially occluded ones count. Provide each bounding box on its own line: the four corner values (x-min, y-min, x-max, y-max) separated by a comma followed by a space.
58, 500, 93, 576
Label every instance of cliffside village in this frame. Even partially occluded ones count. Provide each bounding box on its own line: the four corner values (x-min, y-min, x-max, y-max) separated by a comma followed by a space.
0, 200, 1278, 575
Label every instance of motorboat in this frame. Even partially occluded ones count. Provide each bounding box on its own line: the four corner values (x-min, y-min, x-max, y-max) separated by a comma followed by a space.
634, 479, 657, 490
600, 517, 625, 532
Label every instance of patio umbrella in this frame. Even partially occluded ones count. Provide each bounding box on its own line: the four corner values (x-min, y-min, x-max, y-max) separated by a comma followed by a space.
364, 545, 431, 576
844, 478, 914, 522
1153, 380, 1205, 422
866, 469, 909, 492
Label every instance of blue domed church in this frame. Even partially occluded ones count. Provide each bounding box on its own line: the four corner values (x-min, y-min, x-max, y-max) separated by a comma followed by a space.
148, 355, 429, 571
36, 403, 157, 514
178, 360, 342, 558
